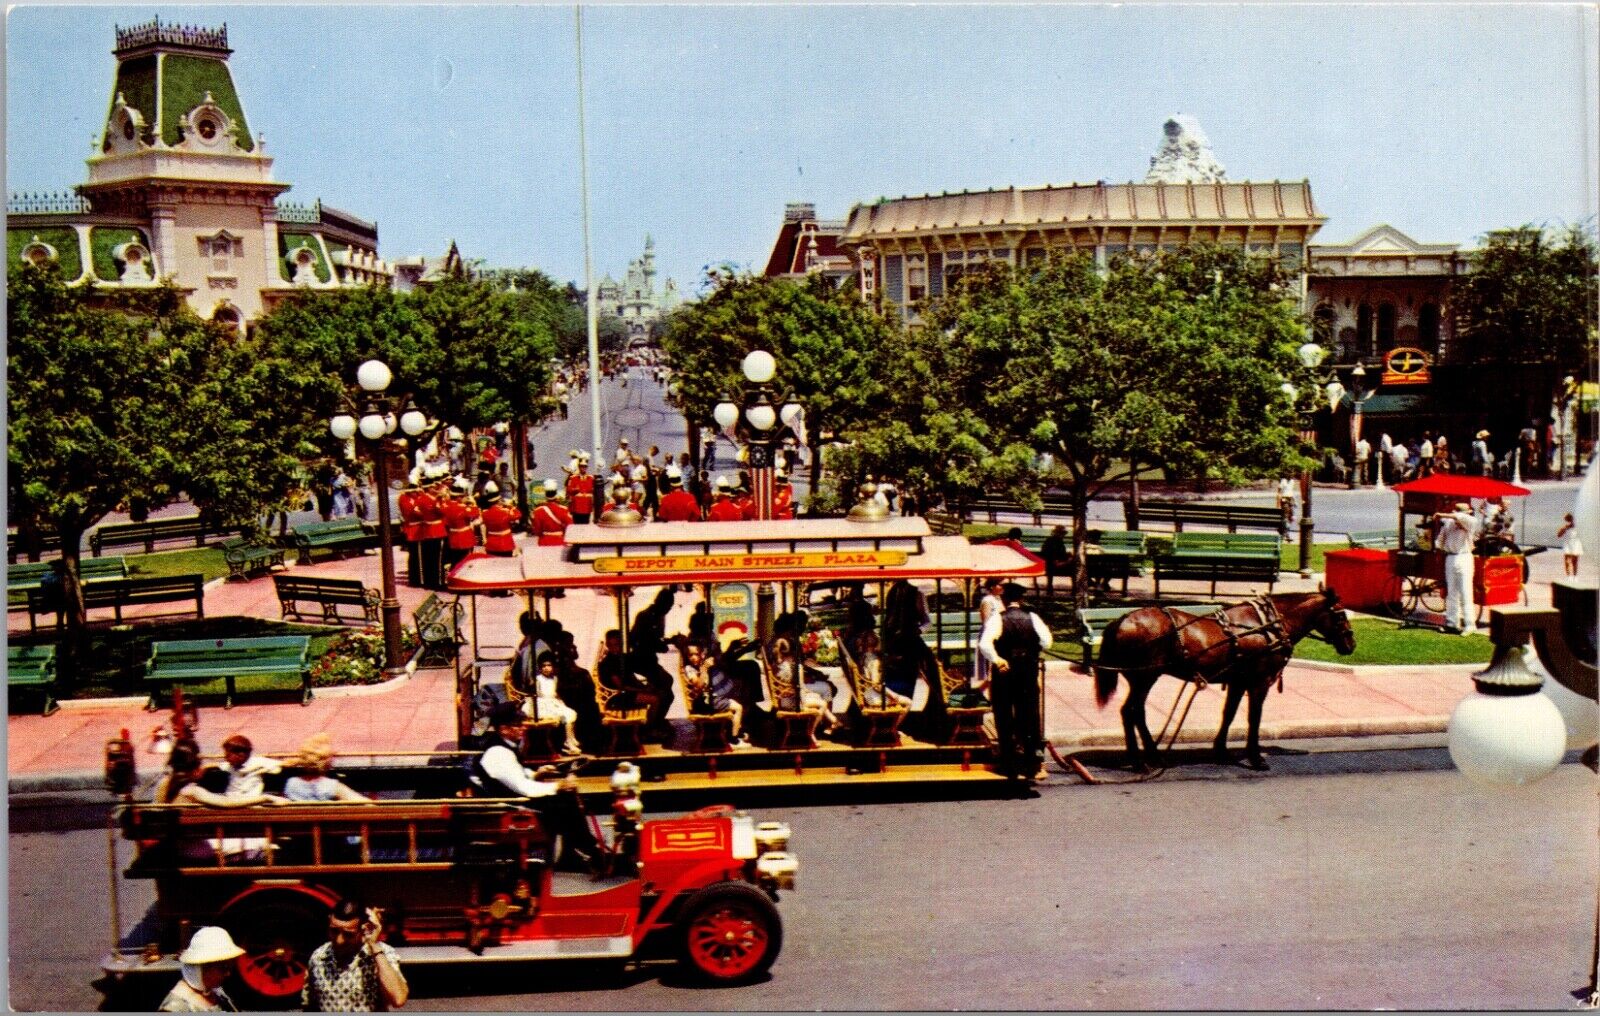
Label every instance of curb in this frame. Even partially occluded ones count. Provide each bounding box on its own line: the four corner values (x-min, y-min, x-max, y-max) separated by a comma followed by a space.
1049, 714, 1450, 749
45, 658, 427, 713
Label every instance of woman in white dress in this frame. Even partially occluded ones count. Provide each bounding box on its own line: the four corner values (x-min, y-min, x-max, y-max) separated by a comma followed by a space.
1558, 513, 1584, 576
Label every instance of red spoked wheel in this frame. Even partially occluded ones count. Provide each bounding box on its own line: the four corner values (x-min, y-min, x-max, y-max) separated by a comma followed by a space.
677, 881, 782, 984
221, 893, 329, 1009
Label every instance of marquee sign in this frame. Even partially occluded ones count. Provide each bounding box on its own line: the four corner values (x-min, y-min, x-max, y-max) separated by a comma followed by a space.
1382, 347, 1431, 386
591, 549, 908, 575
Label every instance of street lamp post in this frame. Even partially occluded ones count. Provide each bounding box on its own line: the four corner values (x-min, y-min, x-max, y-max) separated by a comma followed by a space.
329, 358, 429, 679
1346, 361, 1379, 490
714, 350, 803, 522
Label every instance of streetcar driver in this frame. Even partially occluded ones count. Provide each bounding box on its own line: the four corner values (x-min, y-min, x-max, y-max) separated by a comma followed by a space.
470, 703, 605, 872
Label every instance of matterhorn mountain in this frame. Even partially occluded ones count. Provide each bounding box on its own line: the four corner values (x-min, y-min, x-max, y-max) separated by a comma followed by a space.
1144, 114, 1228, 184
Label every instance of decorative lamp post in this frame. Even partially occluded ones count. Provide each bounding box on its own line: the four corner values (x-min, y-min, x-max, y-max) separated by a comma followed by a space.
1446, 633, 1568, 787
714, 350, 803, 522
330, 358, 428, 679
1345, 361, 1379, 489
1294, 341, 1329, 578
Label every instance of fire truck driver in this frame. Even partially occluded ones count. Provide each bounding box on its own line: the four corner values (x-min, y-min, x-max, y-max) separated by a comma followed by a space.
471, 703, 605, 871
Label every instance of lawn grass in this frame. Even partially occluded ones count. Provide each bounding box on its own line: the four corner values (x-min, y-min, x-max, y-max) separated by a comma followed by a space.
124, 546, 230, 583
1292, 616, 1493, 665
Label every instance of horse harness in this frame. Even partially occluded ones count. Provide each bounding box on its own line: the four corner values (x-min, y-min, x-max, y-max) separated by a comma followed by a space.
1157, 597, 1293, 685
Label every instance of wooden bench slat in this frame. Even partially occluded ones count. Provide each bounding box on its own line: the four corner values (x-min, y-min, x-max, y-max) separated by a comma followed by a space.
145, 635, 312, 710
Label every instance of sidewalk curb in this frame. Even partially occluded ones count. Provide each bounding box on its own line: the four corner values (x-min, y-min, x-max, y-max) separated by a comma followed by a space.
1049, 714, 1450, 749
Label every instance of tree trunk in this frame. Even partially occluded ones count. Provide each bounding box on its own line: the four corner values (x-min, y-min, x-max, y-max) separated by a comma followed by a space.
806, 419, 823, 515
1072, 484, 1091, 611
512, 421, 531, 529
58, 538, 88, 632
1129, 462, 1142, 531
685, 413, 701, 477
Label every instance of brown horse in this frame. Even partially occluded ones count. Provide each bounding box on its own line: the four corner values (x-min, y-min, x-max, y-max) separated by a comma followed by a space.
1093, 590, 1356, 772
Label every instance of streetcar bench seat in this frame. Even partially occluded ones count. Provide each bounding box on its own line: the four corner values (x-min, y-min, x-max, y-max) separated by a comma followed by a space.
413, 592, 464, 667
1346, 529, 1401, 550
1076, 603, 1221, 667
273, 574, 380, 626
89, 515, 230, 557
835, 636, 906, 748
1154, 534, 1281, 597
144, 635, 312, 710
925, 660, 988, 747
594, 683, 650, 757
290, 519, 376, 563
8, 644, 59, 715
220, 536, 286, 580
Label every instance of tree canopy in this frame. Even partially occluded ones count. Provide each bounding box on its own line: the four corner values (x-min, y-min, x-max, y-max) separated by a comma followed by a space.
1454, 223, 1598, 378
839, 245, 1313, 604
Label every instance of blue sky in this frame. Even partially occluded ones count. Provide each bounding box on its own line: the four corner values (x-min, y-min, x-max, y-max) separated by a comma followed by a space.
7, 4, 1597, 291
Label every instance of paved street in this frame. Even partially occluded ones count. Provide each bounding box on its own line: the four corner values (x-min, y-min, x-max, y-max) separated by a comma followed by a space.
11, 755, 1594, 1011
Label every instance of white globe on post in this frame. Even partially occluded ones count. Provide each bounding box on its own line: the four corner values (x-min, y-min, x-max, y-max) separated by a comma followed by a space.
399, 409, 428, 436
1324, 381, 1346, 408
357, 359, 392, 392
742, 349, 777, 384
1447, 646, 1568, 788
329, 413, 358, 441
359, 413, 387, 441
746, 404, 777, 432
780, 401, 803, 429
1280, 382, 1298, 404
1297, 341, 1326, 369
1575, 458, 1600, 564
713, 401, 740, 431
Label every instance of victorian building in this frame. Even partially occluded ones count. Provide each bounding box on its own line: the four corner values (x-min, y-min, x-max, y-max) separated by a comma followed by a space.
5, 18, 390, 331
835, 116, 1326, 319
762, 202, 853, 286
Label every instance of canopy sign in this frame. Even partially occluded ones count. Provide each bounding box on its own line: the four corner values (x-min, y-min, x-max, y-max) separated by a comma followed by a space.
591, 549, 909, 575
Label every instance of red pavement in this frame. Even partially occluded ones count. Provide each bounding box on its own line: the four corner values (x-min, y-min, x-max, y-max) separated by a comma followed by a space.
12, 536, 1588, 783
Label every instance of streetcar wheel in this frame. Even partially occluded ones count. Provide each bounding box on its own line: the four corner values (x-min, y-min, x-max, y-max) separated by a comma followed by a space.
221, 893, 329, 1008
676, 881, 782, 984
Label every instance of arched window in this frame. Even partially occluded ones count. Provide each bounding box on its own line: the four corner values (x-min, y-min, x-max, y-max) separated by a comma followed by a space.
1417, 303, 1441, 351
1312, 303, 1337, 354
1357, 304, 1374, 356
1376, 303, 1397, 352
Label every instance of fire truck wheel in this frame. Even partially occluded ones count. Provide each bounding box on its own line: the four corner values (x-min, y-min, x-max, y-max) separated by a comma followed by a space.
676, 881, 782, 984
220, 892, 330, 1008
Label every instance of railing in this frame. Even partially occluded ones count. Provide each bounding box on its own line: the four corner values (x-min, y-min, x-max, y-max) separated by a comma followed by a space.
275, 199, 322, 225
7, 191, 93, 215
115, 19, 229, 53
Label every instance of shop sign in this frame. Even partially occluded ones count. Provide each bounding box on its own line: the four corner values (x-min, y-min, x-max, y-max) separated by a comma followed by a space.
1382, 347, 1431, 386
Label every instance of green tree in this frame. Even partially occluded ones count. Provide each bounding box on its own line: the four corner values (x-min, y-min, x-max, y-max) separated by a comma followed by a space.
658, 270, 894, 499
1454, 223, 1598, 378
6, 265, 269, 635
844, 246, 1311, 605
410, 277, 557, 429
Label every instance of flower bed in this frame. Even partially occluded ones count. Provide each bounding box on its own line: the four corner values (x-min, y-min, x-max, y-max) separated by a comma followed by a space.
309, 625, 421, 687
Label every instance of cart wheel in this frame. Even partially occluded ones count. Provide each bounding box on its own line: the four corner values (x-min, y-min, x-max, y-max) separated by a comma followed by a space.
1402, 577, 1446, 616
221, 892, 329, 1008
677, 881, 782, 984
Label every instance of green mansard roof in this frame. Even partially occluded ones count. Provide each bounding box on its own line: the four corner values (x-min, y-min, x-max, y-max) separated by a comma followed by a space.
102, 19, 253, 152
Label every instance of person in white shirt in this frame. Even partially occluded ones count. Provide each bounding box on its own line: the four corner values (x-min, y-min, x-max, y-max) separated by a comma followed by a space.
471, 704, 604, 870
219, 734, 281, 800
977, 582, 1054, 779
1353, 437, 1371, 486
524, 654, 583, 756
1433, 501, 1480, 634
973, 577, 1006, 698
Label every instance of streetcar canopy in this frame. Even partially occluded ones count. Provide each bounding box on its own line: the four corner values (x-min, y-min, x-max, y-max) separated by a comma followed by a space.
448, 517, 1044, 591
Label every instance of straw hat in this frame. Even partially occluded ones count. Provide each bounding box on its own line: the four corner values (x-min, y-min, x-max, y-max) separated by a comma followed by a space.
1476, 429, 1491, 439
179, 926, 245, 966
1454, 502, 1472, 513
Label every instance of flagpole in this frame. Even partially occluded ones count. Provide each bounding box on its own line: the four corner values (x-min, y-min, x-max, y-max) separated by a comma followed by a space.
575, 6, 603, 467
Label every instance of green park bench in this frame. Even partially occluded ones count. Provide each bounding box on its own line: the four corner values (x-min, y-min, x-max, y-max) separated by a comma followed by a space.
1085, 530, 1148, 595
289, 519, 375, 563
1346, 529, 1403, 550
960, 491, 1077, 525
8, 556, 130, 595
273, 574, 380, 626
25, 574, 205, 631
1124, 498, 1289, 535
413, 592, 465, 667
924, 610, 983, 651
89, 515, 232, 556
144, 635, 312, 710
1153, 532, 1282, 597
6, 529, 64, 564
8, 644, 60, 716
924, 510, 965, 537
1076, 603, 1222, 667
220, 535, 287, 580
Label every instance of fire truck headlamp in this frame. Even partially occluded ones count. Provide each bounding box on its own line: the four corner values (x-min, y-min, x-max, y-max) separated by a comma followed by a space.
756, 851, 797, 890
754, 821, 791, 853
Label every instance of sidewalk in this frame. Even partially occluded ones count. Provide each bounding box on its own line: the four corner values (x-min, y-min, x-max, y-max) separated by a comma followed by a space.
14, 532, 1578, 792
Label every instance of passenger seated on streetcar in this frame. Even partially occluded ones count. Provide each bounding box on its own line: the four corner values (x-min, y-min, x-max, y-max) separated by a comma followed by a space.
218, 733, 282, 800
856, 632, 912, 709
550, 627, 603, 751
525, 653, 584, 756
596, 629, 664, 719
152, 740, 285, 863
681, 641, 746, 743
772, 637, 839, 734
841, 583, 877, 658
471, 704, 606, 872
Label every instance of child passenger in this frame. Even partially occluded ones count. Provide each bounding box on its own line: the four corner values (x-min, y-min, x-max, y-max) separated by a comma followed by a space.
682, 642, 746, 745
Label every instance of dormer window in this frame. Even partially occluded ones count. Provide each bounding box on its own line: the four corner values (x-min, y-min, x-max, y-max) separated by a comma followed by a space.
178, 93, 237, 152
111, 241, 154, 284
197, 231, 243, 275
19, 236, 58, 267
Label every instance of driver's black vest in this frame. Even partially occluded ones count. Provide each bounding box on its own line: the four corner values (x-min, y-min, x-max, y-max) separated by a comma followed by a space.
994, 607, 1041, 673
469, 738, 521, 798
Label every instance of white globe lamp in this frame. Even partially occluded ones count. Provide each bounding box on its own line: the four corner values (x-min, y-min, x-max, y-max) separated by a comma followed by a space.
359, 413, 388, 441
712, 401, 739, 431
780, 401, 804, 428
746, 404, 777, 432
356, 359, 392, 392
1447, 644, 1568, 787
399, 409, 428, 436
742, 349, 777, 384
329, 413, 358, 441
1297, 341, 1326, 369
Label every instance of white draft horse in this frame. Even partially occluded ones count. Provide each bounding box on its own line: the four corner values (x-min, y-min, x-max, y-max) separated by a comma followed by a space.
1093, 589, 1356, 771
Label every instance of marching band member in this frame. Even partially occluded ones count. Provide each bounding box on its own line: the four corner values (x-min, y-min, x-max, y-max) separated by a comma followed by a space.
531, 481, 573, 545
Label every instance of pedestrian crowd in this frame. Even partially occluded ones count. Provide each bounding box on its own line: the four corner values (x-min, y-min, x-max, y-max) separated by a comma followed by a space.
1331, 419, 1584, 486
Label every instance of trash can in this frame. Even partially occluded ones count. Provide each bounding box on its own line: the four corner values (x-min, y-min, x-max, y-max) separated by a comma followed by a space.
1324, 548, 1400, 612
